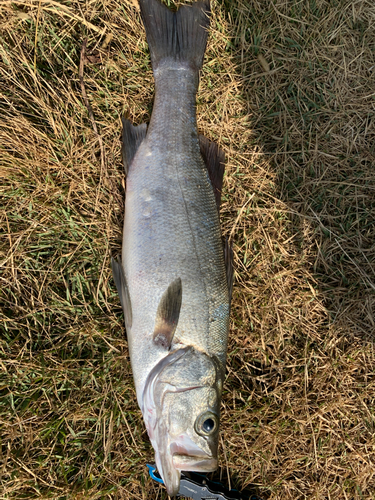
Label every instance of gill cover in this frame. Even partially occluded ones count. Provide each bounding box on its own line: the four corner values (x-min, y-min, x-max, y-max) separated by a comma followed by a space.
142, 347, 223, 496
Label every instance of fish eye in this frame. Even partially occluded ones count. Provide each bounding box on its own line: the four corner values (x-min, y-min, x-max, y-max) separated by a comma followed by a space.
195, 411, 218, 436
202, 418, 215, 432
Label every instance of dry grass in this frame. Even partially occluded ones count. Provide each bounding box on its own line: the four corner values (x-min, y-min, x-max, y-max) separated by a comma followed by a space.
1, 0, 375, 498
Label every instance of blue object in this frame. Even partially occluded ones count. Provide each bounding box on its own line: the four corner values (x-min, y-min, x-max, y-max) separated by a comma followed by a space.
147, 464, 164, 484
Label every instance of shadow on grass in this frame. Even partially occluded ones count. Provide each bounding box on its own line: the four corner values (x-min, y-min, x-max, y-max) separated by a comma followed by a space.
221, 0, 375, 335
217, 0, 375, 498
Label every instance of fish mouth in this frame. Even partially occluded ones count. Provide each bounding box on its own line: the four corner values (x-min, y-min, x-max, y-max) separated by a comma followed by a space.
170, 432, 218, 472
172, 454, 218, 471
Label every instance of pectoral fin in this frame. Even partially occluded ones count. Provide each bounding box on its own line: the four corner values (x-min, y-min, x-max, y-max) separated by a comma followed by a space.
153, 278, 182, 350
122, 118, 147, 175
199, 135, 225, 213
111, 257, 132, 331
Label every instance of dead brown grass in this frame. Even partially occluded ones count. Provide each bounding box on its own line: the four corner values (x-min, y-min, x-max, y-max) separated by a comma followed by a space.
1, 0, 375, 498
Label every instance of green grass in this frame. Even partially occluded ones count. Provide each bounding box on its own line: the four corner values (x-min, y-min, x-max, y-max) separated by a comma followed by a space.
2, 0, 375, 498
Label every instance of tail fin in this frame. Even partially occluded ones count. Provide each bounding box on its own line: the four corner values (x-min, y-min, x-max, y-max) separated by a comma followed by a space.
139, 0, 211, 71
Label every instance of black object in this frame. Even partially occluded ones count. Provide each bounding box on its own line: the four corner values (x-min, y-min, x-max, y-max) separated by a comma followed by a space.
147, 464, 263, 500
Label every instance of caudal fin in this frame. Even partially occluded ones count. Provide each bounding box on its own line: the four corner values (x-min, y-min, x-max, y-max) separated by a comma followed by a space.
139, 0, 211, 72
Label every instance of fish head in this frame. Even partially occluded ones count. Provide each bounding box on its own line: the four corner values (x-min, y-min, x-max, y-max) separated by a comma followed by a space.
142, 346, 223, 496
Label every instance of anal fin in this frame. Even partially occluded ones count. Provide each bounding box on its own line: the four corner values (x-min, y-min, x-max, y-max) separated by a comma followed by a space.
111, 256, 133, 331
199, 135, 225, 213
122, 118, 147, 175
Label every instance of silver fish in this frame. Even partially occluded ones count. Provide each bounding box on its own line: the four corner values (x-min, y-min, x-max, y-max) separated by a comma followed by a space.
112, 0, 232, 495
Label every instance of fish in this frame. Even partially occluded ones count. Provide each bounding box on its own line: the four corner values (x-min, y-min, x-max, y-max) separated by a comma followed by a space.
111, 0, 232, 495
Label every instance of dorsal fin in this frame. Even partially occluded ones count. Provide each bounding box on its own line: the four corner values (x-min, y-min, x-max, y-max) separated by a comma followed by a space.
111, 257, 133, 331
224, 237, 234, 304
153, 278, 182, 350
121, 118, 147, 175
199, 135, 225, 212
199, 136, 232, 299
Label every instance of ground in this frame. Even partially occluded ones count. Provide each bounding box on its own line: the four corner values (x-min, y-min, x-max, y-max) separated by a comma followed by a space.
1, 0, 375, 498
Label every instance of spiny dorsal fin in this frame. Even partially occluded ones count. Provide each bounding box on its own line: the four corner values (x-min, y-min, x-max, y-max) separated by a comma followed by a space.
199, 135, 225, 212
111, 256, 133, 331
224, 237, 234, 304
122, 118, 147, 175
153, 278, 182, 350
199, 136, 231, 299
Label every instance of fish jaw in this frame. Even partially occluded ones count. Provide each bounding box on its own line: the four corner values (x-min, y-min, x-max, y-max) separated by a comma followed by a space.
155, 431, 217, 495
155, 448, 181, 496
